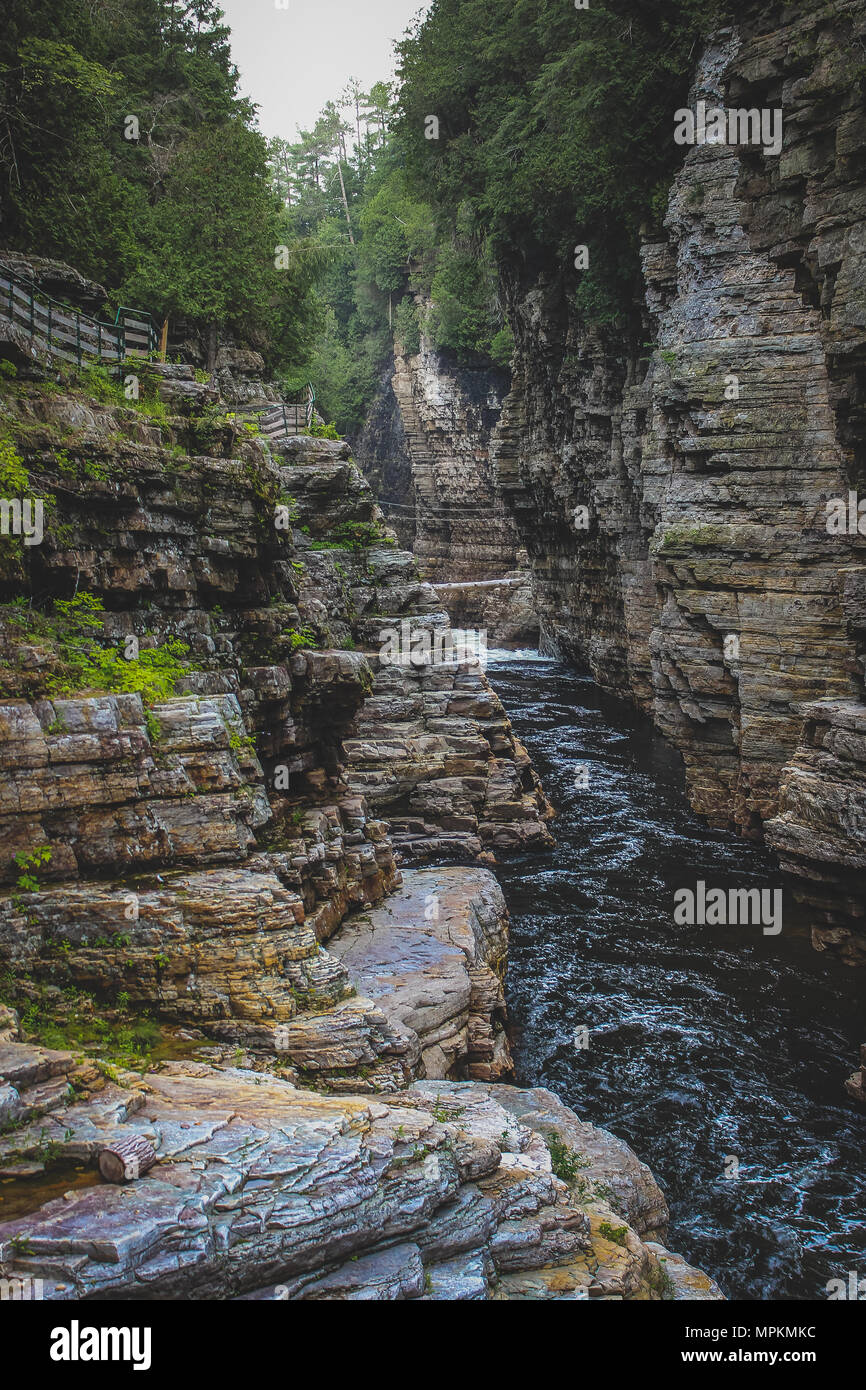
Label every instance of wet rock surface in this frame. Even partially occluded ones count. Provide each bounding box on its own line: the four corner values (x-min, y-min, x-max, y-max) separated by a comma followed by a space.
0, 1054, 720, 1301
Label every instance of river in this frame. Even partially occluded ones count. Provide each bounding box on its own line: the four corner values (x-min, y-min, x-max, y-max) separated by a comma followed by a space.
487, 650, 866, 1301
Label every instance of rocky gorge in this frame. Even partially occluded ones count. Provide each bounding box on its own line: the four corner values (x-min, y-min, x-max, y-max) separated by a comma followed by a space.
0, 0, 864, 1311
0, 319, 721, 1300
363, 4, 866, 1097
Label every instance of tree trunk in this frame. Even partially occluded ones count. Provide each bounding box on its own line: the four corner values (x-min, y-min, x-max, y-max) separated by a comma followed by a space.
335, 152, 355, 246
99, 1136, 157, 1184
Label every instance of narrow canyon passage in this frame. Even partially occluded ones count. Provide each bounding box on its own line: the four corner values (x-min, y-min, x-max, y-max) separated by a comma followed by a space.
487, 650, 866, 1301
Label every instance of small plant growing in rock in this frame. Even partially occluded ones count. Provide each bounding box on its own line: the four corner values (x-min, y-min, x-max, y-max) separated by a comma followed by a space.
598, 1221, 629, 1247
307, 419, 340, 440
545, 1132, 589, 1183
13, 846, 52, 894
285, 625, 319, 652
647, 1259, 676, 1299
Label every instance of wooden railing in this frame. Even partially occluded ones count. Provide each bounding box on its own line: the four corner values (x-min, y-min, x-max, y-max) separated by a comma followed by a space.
247, 383, 316, 440
0, 273, 157, 367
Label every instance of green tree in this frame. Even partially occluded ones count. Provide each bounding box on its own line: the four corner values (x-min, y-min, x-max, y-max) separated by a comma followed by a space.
394, 0, 718, 325
123, 122, 282, 366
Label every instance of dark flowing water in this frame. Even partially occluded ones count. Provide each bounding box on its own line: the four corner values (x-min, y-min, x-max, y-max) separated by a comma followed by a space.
488, 651, 866, 1301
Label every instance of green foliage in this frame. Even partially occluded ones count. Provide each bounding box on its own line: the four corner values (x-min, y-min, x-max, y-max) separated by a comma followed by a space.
395, 0, 719, 325
647, 1259, 676, 1299
122, 122, 281, 350
0, 1, 242, 289
598, 1221, 630, 1247
0, 1, 324, 372
13, 846, 52, 894
307, 418, 341, 440
546, 1132, 589, 1183
309, 521, 391, 552
394, 298, 421, 356
267, 79, 513, 431
489, 325, 514, 369
1, 592, 194, 703
62, 638, 192, 704
426, 238, 504, 360
3, 979, 162, 1070
285, 625, 319, 652
0, 434, 30, 494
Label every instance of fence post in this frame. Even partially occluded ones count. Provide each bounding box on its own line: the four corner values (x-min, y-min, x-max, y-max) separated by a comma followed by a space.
47, 299, 52, 354
97, 320, 102, 359
76, 311, 81, 367
29, 287, 34, 336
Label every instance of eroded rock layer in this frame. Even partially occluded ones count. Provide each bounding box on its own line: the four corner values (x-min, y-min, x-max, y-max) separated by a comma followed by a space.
358, 329, 519, 583
0, 1034, 722, 1302
0, 363, 550, 1069
0, 267, 712, 1296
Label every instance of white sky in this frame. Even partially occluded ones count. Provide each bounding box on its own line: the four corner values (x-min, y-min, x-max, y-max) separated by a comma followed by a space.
219, 0, 431, 140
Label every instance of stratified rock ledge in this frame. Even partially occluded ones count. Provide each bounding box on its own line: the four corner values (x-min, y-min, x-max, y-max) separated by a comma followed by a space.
0, 1058, 723, 1302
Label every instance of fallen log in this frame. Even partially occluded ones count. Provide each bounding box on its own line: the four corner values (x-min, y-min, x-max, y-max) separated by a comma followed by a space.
98, 1136, 157, 1183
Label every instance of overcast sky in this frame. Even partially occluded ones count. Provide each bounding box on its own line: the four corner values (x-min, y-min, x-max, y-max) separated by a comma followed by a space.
219, 0, 430, 141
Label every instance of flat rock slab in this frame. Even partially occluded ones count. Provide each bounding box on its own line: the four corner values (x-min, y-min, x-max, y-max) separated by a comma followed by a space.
327, 868, 511, 1080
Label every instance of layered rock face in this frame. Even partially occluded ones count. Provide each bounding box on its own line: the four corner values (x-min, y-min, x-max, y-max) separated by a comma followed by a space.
353, 362, 416, 551
0, 362, 549, 1075
493, 3, 866, 957
432, 570, 540, 648
357, 330, 519, 582
0, 271, 725, 1297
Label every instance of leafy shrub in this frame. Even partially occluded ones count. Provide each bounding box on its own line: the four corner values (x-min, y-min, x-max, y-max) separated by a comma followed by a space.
2, 592, 194, 703
0, 433, 30, 494
285, 626, 319, 652
546, 1133, 587, 1183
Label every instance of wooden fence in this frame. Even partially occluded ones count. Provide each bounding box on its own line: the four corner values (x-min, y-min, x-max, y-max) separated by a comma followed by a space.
0, 273, 157, 367
247, 384, 316, 440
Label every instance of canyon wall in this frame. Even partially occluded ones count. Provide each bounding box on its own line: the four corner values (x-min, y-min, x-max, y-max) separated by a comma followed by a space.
492, 2, 866, 959
356, 327, 519, 582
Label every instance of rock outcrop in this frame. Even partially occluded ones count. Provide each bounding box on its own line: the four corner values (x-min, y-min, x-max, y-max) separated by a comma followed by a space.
328, 868, 513, 1082
0, 365, 552, 1071
0, 332, 724, 1297
0, 1045, 722, 1301
357, 329, 519, 583
432, 570, 539, 649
